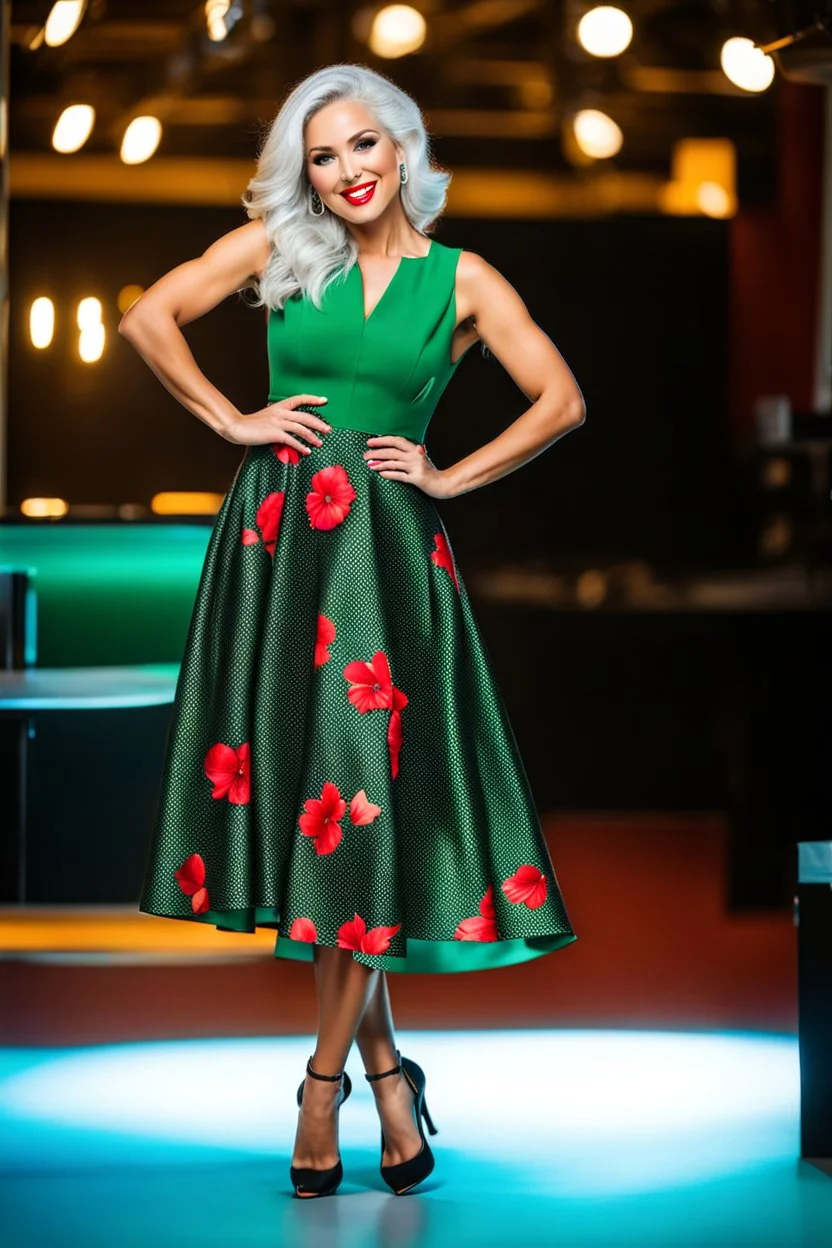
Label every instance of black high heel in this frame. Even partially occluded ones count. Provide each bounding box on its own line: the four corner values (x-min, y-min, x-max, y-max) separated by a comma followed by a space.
365, 1049, 438, 1195
289, 1057, 352, 1198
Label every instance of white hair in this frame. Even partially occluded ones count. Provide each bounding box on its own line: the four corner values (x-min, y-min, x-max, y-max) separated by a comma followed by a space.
241, 63, 452, 312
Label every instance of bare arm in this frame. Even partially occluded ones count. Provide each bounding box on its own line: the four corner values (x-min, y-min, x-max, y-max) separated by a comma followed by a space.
118, 220, 274, 439
441, 251, 585, 497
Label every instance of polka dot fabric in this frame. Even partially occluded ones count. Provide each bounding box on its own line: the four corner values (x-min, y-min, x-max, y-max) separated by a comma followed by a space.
138, 421, 577, 973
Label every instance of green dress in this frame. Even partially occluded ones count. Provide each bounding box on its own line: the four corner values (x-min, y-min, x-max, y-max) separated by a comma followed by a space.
138, 236, 577, 973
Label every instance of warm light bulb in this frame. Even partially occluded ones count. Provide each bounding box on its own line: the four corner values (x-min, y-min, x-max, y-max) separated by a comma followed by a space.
44, 1, 86, 48
368, 5, 427, 58
577, 6, 633, 58
79, 322, 105, 363
120, 116, 162, 165
52, 103, 95, 154
30, 298, 55, 349
720, 37, 775, 92
573, 109, 623, 159
697, 181, 732, 218
21, 497, 70, 518
76, 297, 102, 331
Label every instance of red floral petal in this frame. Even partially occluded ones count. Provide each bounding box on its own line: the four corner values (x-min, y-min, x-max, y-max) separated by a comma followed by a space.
479, 883, 496, 919
318, 615, 337, 643
346, 685, 388, 714
226, 742, 251, 805
204, 742, 251, 801
360, 922, 402, 955
343, 659, 377, 685
336, 913, 367, 951
502, 865, 548, 909
255, 491, 285, 551
174, 852, 206, 896
315, 614, 337, 667
314, 820, 344, 855
273, 444, 300, 465
388, 709, 403, 779
391, 685, 409, 711
349, 789, 382, 826
431, 531, 460, 591
191, 887, 210, 915
454, 914, 498, 941
241, 528, 260, 546
370, 651, 392, 688
289, 917, 318, 942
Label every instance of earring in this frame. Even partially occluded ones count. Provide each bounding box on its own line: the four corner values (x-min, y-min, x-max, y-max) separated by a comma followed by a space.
399, 162, 408, 185
309, 186, 325, 217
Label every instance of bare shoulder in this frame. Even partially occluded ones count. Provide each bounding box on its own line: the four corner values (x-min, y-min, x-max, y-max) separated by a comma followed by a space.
454, 249, 526, 324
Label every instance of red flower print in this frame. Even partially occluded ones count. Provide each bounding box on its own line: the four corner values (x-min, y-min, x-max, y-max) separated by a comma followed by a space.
306, 465, 356, 531
343, 650, 408, 778
502, 865, 548, 909
337, 913, 402, 955
257, 492, 285, 554
204, 742, 251, 804
431, 531, 459, 591
273, 444, 300, 466
343, 650, 408, 714
454, 884, 498, 942
174, 852, 210, 915
241, 491, 285, 558
349, 789, 382, 826
299, 780, 347, 855
289, 917, 318, 942
315, 614, 336, 667
388, 709, 403, 779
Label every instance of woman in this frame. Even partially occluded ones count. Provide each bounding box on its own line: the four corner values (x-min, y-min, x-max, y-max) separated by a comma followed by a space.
123, 63, 585, 1200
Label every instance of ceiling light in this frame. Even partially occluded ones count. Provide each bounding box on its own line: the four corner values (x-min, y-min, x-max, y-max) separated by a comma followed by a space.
120, 117, 163, 165
368, 5, 427, 58
577, 6, 633, 59
720, 37, 775, 92
29, 298, 55, 349
52, 103, 94, 153
573, 109, 623, 159
44, 1, 87, 48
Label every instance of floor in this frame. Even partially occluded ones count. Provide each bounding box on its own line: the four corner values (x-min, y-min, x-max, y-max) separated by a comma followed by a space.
1, 1028, 830, 1248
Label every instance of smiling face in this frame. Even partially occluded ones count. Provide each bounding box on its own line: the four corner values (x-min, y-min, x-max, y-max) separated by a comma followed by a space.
304, 98, 404, 225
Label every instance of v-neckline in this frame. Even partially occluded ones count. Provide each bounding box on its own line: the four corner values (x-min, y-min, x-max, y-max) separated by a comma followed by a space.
354, 238, 434, 324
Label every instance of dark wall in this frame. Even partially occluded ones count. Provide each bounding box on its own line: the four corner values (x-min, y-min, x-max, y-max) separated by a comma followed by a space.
9, 200, 733, 565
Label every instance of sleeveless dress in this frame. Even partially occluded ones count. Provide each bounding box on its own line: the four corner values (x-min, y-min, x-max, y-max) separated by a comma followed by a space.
138, 237, 577, 973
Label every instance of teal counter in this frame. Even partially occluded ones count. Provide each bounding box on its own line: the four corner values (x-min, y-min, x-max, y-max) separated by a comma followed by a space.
0, 521, 213, 666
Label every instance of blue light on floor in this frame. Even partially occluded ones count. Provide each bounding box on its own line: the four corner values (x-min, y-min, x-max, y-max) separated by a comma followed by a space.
0, 1029, 828, 1248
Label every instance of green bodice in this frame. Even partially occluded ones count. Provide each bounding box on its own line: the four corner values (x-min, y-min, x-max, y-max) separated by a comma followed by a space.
266, 237, 468, 442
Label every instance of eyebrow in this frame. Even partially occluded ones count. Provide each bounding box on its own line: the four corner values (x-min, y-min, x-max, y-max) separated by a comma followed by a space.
307, 129, 378, 154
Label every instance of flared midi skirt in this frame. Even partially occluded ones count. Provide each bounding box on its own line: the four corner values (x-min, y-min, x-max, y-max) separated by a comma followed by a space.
138, 423, 577, 972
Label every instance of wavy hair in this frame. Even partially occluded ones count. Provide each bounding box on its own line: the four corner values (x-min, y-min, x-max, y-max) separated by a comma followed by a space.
241, 63, 451, 313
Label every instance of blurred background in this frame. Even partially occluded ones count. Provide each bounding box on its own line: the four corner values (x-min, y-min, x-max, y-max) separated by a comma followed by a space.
0, 0, 830, 1057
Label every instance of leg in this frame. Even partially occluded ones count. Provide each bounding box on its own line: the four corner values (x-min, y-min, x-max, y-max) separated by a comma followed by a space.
291, 945, 376, 1179
355, 970, 424, 1167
